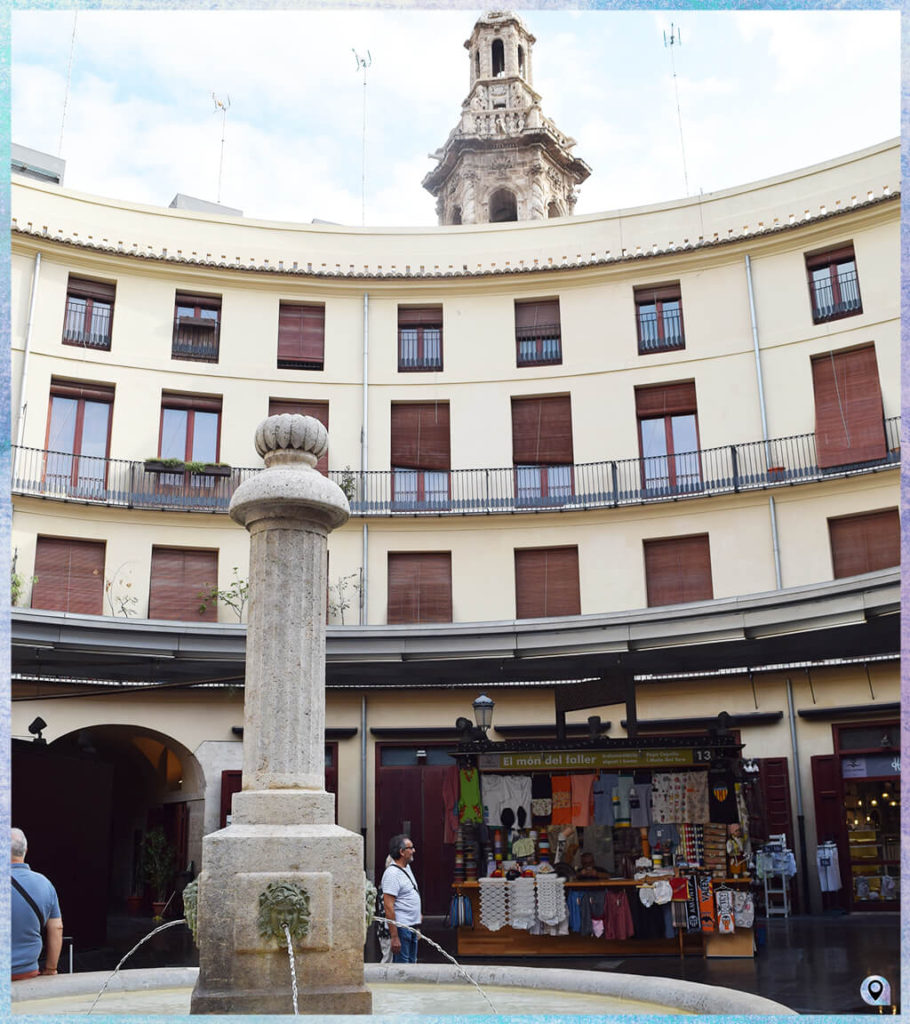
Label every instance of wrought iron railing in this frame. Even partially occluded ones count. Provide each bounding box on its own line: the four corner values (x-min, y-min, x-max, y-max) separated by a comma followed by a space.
10, 417, 900, 516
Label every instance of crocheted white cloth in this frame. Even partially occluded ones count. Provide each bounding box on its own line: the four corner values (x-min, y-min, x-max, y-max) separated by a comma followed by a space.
535, 873, 567, 926
508, 877, 537, 930
478, 877, 508, 931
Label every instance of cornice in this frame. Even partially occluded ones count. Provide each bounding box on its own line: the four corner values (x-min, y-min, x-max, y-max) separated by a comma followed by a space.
10, 190, 898, 283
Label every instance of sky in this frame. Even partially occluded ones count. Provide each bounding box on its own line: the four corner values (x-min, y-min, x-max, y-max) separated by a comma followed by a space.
10, 8, 901, 227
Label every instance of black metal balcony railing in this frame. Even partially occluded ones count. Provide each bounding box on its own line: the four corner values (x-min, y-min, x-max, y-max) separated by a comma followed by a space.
638, 307, 684, 353
172, 319, 220, 362
812, 269, 862, 321
516, 324, 561, 365
11, 417, 899, 516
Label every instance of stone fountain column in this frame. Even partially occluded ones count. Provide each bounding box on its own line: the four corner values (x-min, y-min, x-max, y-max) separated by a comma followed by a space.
191, 415, 371, 1015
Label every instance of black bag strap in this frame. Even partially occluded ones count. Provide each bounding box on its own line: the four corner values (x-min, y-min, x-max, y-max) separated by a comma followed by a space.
12, 876, 46, 930
393, 864, 419, 893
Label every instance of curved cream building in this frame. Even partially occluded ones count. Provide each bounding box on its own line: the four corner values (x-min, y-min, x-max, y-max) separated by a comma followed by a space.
10, 135, 899, 940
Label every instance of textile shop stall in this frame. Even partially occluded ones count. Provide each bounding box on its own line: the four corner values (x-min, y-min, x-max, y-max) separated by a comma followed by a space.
447, 730, 760, 958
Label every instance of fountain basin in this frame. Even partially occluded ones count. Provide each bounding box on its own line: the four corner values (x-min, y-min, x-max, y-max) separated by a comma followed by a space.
11, 964, 795, 1016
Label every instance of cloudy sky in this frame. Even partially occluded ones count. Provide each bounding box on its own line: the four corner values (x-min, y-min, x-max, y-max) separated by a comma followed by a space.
11, 8, 900, 227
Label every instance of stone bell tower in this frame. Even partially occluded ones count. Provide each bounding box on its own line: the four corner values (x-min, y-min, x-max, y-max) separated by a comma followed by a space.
422, 10, 591, 225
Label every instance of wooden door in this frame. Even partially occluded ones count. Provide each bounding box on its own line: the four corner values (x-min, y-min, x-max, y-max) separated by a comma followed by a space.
811, 753, 850, 910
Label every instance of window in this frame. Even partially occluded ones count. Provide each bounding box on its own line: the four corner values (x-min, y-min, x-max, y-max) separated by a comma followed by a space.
634, 283, 684, 354
277, 303, 325, 370
172, 292, 221, 362
514, 546, 580, 619
158, 393, 222, 485
269, 399, 329, 475
149, 547, 218, 621
63, 276, 114, 349
491, 189, 518, 223
31, 536, 105, 614
644, 534, 713, 607
387, 552, 452, 624
829, 509, 899, 579
511, 395, 574, 504
390, 402, 450, 509
811, 345, 886, 469
398, 307, 443, 371
635, 381, 701, 493
44, 380, 113, 497
806, 244, 862, 323
515, 299, 561, 365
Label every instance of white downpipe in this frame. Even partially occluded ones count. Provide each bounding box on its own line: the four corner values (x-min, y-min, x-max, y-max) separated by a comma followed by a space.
16, 251, 42, 449
360, 293, 369, 625
745, 253, 783, 589
361, 694, 368, 851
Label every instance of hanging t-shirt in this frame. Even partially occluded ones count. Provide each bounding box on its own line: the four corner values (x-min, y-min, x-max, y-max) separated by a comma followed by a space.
459, 768, 483, 823
570, 774, 596, 826
531, 773, 552, 826
612, 776, 634, 827
707, 767, 739, 824
482, 773, 510, 827
628, 783, 652, 828
504, 775, 533, 829
592, 772, 618, 826
684, 772, 710, 824
550, 776, 573, 825
816, 844, 842, 892
648, 822, 680, 855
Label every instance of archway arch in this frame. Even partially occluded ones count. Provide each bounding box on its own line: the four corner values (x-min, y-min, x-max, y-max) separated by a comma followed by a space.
547, 201, 563, 219
489, 188, 518, 223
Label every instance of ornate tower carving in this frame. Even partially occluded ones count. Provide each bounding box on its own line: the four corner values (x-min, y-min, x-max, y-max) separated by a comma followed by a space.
422, 11, 591, 225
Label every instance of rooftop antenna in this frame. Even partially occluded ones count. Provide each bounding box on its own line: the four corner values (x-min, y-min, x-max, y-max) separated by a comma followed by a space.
663, 22, 690, 197
353, 49, 372, 226
212, 93, 231, 204
58, 10, 78, 157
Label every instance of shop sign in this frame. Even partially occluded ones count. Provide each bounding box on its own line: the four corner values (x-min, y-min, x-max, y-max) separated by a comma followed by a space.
842, 754, 900, 779
477, 747, 709, 771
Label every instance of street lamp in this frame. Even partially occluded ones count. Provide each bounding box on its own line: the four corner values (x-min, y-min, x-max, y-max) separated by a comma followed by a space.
472, 694, 495, 736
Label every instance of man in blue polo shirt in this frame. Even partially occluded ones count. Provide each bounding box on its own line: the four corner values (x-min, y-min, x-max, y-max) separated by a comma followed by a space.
11, 827, 63, 981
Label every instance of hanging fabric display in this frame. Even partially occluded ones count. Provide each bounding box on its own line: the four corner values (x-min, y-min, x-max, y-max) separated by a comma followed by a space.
816, 842, 842, 892
478, 877, 509, 931
458, 767, 483, 823
535, 873, 567, 927
733, 890, 755, 928
715, 885, 735, 933
696, 874, 716, 933
507, 877, 537, 930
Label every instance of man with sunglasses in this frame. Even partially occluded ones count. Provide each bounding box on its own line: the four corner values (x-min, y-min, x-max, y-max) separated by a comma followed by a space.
381, 834, 422, 963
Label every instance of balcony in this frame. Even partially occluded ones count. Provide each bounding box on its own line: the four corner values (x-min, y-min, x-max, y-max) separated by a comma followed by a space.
11, 416, 899, 516
516, 324, 561, 366
172, 316, 220, 362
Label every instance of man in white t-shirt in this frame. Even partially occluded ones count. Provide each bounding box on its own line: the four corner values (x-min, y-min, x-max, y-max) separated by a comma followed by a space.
381, 834, 422, 963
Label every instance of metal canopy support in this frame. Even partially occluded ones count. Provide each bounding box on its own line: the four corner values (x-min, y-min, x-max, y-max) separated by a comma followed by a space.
554, 673, 637, 740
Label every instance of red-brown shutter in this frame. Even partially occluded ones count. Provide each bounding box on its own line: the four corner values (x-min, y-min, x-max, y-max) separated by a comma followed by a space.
278, 304, 325, 366
633, 282, 681, 304
515, 300, 560, 330
390, 403, 450, 470
805, 244, 855, 270
644, 534, 713, 607
31, 536, 105, 614
50, 379, 115, 403
148, 547, 218, 622
387, 552, 452, 624
812, 345, 886, 468
514, 546, 581, 619
829, 508, 900, 578
398, 307, 442, 326
161, 392, 222, 412
268, 399, 329, 475
635, 381, 697, 418
67, 276, 116, 302
511, 396, 574, 464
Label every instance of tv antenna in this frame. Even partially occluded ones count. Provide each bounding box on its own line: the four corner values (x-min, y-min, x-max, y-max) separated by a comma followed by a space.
212, 93, 231, 204
353, 49, 372, 226
663, 23, 690, 197
58, 10, 78, 157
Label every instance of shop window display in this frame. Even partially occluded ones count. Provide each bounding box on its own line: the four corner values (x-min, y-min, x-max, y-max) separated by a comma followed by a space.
844, 778, 900, 903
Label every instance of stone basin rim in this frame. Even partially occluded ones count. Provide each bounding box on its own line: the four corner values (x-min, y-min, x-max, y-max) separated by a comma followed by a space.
11, 964, 796, 1016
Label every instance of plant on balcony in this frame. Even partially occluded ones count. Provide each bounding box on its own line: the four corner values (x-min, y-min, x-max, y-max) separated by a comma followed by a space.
10, 549, 37, 607
144, 457, 231, 477
339, 466, 357, 503
328, 571, 361, 625
104, 561, 138, 617
198, 566, 249, 622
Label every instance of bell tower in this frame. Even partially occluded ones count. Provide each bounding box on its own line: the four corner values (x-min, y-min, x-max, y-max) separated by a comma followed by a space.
422, 11, 591, 225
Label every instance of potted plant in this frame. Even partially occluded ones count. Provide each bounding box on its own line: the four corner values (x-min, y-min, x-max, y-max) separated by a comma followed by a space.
140, 826, 177, 919
144, 456, 186, 473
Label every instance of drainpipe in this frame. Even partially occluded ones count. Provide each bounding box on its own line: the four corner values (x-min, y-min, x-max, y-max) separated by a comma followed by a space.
16, 251, 42, 449
745, 253, 783, 589
786, 677, 811, 913
361, 694, 368, 869
360, 292, 369, 625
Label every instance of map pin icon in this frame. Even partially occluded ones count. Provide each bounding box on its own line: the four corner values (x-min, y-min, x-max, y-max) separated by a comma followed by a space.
867, 980, 883, 1001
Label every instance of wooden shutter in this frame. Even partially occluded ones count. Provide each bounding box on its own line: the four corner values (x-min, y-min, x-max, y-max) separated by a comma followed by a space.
67, 276, 116, 302
515, 300, 560, 330
514, 546, 580, 619
511, 396, 574, 464
635, 381, 697, 418
387, 552, 452, 624
149, 547, 218, 622
32, 536, 105, 614
805, 244, 855, 270
398, 307, 442, 327
278, 304, 325, 366
161, 392, 222, 413
268, 399, 329, 474
829, 508, 899, 578
633, 282, 680, 304
644, 534, 713, 607
50, 379, 115, 403
390, 403, 450, 471
812, 345, 886, 468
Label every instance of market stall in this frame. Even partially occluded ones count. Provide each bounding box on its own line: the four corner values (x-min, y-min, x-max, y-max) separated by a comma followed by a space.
447, 726, 760, 958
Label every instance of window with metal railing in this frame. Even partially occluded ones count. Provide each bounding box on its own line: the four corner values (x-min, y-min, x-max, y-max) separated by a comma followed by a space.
172, 292, 221, 362
515, 299, 562, 366
63, 276, 115, 350
806, 244, 863, 323
398, 307, 443, 371
634, 283, 685, 354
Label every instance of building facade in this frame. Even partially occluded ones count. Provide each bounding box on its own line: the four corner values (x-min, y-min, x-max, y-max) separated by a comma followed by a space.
9, 136, 900, 941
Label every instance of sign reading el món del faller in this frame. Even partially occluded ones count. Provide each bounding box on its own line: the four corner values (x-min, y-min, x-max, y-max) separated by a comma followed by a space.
477, 748, 712, 771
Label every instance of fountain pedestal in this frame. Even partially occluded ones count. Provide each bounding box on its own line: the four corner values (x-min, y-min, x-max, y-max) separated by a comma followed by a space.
190, 416, 371, 1015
